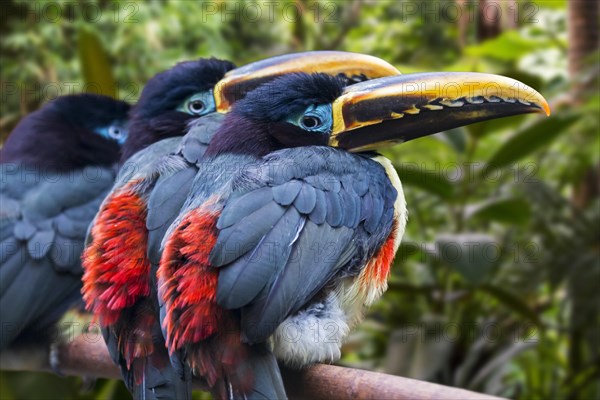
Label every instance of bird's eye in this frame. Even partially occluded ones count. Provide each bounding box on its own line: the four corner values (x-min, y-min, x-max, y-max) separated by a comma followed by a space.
95, 123, 128, 145
301, 116, 321, 130
287, 104, 333, 134
108, 125, 123, 140
188, 100, 205, 114
178, 91, 216, 117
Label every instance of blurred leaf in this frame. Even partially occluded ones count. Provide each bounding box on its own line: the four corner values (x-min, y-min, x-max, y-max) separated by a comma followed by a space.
537, 0, 566, 9
466, 197, 531, 225
434, 127, 468, 153
396, 163, 455, 199
0, 371, 86, 400
498, 71, 544, 93
454, 335, 493, 387
466, 114, 528, 138
395, 241, 422, 263
436, 233, 497, 285
0, 372, 15, 400
465, 31, 541, 62
384, 325, 453, 380
104, 379, 132, 400
479, 284, 543, 327
78, 28, 116, 98
470, 341, 537, 391
484, 115, 579, 176
519, 49, 568, 83
387, 282, 439, 294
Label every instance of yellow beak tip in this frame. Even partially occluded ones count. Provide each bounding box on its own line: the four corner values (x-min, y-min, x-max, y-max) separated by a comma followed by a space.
542, 101, 551, 116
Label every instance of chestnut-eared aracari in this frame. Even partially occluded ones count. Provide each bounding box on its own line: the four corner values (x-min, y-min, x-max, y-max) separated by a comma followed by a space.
157, 72, 549, 399
0, 94, 129, 349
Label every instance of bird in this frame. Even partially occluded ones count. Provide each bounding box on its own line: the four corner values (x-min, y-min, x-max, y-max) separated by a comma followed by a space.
156, 71, 550, 399
82, 57, 236, 400
0, 93, 130, 351
82, 51, 400, 400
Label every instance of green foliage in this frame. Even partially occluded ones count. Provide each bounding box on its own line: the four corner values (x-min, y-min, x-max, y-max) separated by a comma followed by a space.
484, 114, 579, 176
1, 1, 598, 399
465, 197, 531, 225
0, 372, 127, 400
396, 162, 455, 200
465, 31, 543, 62
77, 28, 116, 97
436, 233, 497, 284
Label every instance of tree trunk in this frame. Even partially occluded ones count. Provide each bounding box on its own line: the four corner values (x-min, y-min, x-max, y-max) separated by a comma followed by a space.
477, 0, 502, 40
568, 0, 599, 88
568, 0, 600, 208
567, 1, 600, 390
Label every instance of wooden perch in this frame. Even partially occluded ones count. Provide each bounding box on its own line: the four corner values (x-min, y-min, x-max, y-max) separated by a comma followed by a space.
0, 336, 504, 400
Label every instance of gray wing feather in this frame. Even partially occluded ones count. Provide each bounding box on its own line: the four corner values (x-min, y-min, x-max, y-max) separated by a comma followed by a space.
217, 187, 273, 230
0, 165, 116, 348
216, 207, 304, 309
240, 222, 354, 342
309, 189, 327, 224
146, 167, 197, 231
209, 147, 398, 343
211, 202, 287, 267
324, 190, 343, 226
293, 183, 317, 214
13, 221, 36, 240
0, 250, 22, 294
272, 180, 302, 206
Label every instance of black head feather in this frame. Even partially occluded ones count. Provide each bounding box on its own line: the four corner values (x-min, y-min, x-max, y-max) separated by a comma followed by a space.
0, 94, 130, 171
236, 73, 345, 122
122, 58, 236, 161
207, 73, 346, 157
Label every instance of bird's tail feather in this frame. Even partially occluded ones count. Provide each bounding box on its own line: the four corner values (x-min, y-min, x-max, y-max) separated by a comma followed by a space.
188, 339, 287, 400
132, 357, 192, 400
241, 345, 287, 400
223, 344, 287, 400
103, 316, 192, 400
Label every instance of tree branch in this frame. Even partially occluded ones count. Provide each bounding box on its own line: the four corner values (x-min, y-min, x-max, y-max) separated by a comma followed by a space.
0, 336, 504, 400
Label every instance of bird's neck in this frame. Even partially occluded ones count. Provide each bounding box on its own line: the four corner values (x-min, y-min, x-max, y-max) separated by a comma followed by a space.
120, 112, 192, 162
205, 114, 278, 158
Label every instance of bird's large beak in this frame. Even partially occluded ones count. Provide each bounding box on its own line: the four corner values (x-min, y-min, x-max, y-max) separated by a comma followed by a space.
329, 72, 551, 151
214, 51, 400, 112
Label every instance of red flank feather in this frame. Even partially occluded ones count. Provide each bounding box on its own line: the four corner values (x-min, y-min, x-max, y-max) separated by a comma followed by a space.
360, 222, 398, 294
158, 199, 223, 353
81, 181, 151, 327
